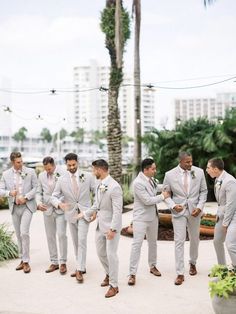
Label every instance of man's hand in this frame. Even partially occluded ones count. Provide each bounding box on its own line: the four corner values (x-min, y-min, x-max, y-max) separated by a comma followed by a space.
17, 196, 27, 205
37, 203, 47, 211
191, 208, 201, 217
173, 205, 184, 213
9, 190, 17, 197
162, 191, 170, 199
222, 225, 227, 234
106, 230, 116, 240
58, 202, 70, 211
77, 212, 84, 220
90, 212, 97, 222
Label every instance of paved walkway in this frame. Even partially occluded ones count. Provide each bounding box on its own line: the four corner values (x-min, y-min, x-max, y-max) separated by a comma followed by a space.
0, 203, 224, 314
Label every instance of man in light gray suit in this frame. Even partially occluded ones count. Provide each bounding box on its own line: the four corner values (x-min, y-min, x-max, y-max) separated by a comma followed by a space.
0, 152, 37, 273
206, 158, 236, 266
79, 159, 122, 298
36, 156, 67, 274
51, 153, 95, 282
163, 152, 207, 285
128, 158, 170, 286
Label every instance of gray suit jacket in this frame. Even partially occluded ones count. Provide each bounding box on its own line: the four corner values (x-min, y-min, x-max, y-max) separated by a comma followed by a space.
163, 165, 208, 217
50, 170, 95, 223
84, 175, 123, 234
36, 166, 66, 216
215, 170, 236, 227
0, 166, 38, 213
132, 172, 164, 222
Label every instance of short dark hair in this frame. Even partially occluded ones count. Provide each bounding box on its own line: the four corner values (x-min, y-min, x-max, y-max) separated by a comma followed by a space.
92, 159, 109, 171
64, 153, 78, 162
42, 156, 55, 166
10, 152, 21, 162
141, 158, 155, 172
208, 158, 224, 170
178, 151, 192, 161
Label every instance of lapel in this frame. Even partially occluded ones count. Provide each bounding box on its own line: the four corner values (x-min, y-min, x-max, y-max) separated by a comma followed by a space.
97, 176, 111, 208
139, 172, 154, 196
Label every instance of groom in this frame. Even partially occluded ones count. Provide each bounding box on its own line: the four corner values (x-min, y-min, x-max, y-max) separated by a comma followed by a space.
163, 151, 207, 285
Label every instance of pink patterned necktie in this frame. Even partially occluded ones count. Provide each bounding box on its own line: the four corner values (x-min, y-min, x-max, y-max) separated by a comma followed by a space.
183, 171, 188, 193
71, 174, 79, 197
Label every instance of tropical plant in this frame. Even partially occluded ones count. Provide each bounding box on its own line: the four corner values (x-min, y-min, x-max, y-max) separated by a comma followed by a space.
209, 265, 236, 299
40, 128, 52, 143
70, 128, 85, 144
122, 183, 134, 206
0, 223, 18, 261
100, 0, 130, 183
0, 197, 9, 210
12, 127, 28, 151
200, 219, 216, 227
132, 0, 142, 174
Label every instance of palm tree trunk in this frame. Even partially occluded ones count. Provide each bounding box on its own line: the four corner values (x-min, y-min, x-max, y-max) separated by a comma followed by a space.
133, 0, 142, 173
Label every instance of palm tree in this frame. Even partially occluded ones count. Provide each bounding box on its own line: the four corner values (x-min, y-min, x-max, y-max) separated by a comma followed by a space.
40, 128, 52, 143
100, 0, 130, 183
132, 0, 142, 174
13, 127, 28, 151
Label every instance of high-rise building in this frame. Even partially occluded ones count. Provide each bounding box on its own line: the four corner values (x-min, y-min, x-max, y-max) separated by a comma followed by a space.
174, 92, 236, 126
73, 60, 155, 137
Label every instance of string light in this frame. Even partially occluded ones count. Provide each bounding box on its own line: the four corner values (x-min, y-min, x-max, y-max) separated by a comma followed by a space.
0, 74, 235, 95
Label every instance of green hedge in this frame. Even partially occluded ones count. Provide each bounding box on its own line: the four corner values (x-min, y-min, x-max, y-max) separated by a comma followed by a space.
0, 223, 18, 261
0, 197, 9, 210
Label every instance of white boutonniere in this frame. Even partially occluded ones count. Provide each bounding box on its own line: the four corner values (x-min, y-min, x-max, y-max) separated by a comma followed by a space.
99, 183, 108, 192
215, 179, 223, 188
53, 172, 60, 181
20, 172, 27, 180
190, 170, 196, 179
79, 173, 85, 182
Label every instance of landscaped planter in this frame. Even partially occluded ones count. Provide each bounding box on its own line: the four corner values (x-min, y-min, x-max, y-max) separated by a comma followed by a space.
200, 225, 214, 236
212, 293, 236, 314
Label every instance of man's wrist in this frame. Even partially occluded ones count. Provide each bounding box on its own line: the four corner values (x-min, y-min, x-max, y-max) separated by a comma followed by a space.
110, 228, 117, 233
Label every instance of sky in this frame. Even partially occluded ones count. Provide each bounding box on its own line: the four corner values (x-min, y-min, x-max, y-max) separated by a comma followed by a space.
0, 0, 236, 135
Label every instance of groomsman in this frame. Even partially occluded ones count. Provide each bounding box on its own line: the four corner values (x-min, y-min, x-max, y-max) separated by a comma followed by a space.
128, 158, 169, 286
36, 156, 67, 274
51, 153, 95, 282
0, 152, 37, 273
163, 152, 207, 285
79, 159, 123, 298
206, 158, 236, 266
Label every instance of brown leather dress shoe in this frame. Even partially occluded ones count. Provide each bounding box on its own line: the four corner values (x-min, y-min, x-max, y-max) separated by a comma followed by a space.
174, 275, 185, 285
15, 261, 24, 271
105, 286, 119, 298
71, 270, 86, 277
189, 263, 197, 276
23, 263, 31, 274
45, 264, 59, 273
76, 271, 84, 283
59, 264, 67, 275
150, 266, 162, 277
101, 275, 109, 287
128, 275, 136, 286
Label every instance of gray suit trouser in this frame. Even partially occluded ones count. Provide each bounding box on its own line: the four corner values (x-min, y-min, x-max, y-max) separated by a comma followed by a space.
226, 219, 236, 266
213, 216, 226, 265
214, 216, 236, 266
69, 218, 89, 271
44, 212, 67, 264
129, 216, 158, 275
96, 227, 120, 288
173, 211, 200, 275
12, 205, 33, 263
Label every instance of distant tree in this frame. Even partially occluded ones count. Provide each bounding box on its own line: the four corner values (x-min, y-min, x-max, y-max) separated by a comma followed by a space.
40, 128, 52, 143
13, 127, 28, 151
70, 128, 85, 144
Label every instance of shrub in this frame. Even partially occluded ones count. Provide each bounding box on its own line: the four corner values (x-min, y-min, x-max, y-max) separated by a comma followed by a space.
122, 183, 133, 206
0, 197, 9, 210
0, 223, 18, 261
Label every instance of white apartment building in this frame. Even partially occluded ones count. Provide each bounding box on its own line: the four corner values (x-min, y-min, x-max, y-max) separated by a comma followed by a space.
73, 60, 155, 137
174, 92, 236, 125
